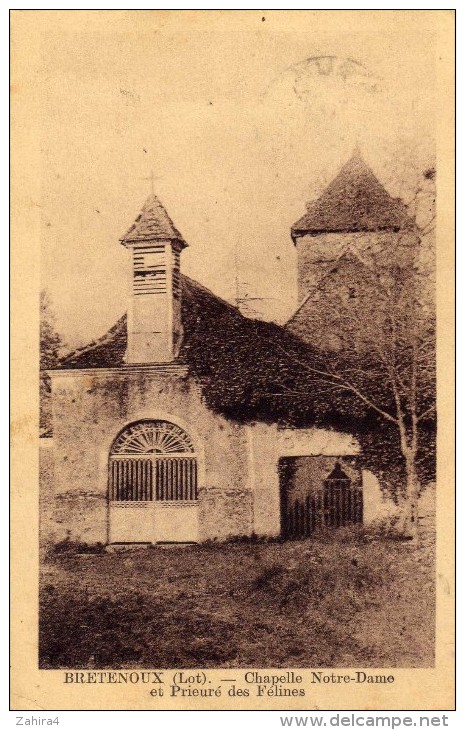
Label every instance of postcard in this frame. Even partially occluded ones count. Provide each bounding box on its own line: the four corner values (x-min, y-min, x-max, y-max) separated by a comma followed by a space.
10, 9, 455, 711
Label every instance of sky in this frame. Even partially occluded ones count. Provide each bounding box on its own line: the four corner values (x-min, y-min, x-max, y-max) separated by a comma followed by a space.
37, 11, 436, 350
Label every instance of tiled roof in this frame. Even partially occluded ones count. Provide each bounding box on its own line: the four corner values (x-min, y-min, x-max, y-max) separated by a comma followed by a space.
120, 194, 187, 247
292, 152, 413, 237
56, 276, 360, 428
59, 315, 128, 370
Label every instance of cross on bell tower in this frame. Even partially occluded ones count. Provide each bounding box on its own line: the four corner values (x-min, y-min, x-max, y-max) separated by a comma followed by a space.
141, 170, 160, 195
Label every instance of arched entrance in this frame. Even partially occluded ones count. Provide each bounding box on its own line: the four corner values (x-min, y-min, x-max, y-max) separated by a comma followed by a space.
279, 456, 363, 539
108, 420, 199, 543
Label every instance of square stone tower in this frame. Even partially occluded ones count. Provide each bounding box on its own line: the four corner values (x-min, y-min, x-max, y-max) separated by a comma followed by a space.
291, 150, 418, 304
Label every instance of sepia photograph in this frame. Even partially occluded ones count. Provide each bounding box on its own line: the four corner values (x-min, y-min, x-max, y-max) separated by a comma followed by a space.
11, 9, 454, 711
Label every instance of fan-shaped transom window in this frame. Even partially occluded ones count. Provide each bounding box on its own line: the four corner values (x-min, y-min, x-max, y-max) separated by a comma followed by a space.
109, 420, 197, 502
111, 420, 195, 455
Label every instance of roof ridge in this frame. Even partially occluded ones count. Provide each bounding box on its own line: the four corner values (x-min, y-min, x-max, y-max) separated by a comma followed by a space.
59, 313, 127, 366
180, 274, 241, 314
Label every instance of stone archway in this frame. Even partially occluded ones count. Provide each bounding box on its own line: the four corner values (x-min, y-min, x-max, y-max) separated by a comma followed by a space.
108, 419, 199, 544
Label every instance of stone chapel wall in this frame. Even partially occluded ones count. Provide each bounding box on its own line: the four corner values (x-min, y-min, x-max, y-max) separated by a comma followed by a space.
46, 370, 397, 545
49, 368, 254, 544
39, 438, 55, 545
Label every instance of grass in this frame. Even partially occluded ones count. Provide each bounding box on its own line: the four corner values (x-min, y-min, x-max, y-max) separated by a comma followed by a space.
39, 526, 435, 669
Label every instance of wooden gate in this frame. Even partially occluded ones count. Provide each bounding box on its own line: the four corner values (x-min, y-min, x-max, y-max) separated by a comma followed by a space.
108, 420, 199, 543
109, 456, 198, 502
280, 459, 363, 539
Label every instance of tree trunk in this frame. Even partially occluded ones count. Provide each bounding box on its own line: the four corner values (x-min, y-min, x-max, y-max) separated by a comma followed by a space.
401, 452, 419, 541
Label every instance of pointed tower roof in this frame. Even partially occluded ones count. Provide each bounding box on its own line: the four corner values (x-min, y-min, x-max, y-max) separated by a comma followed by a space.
291, 151, 414, 239
120, 193, 187, 247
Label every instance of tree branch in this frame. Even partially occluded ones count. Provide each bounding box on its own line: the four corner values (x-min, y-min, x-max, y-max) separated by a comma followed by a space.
417, 404, 436, 422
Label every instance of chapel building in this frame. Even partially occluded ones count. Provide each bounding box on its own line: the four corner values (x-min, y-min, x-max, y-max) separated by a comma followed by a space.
41, 152, 413, 546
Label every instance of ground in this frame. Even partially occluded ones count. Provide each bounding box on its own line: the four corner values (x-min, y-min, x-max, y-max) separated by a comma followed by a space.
39, 526, 435, 669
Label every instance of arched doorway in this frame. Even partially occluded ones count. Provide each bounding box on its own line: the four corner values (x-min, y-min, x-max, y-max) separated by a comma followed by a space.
279, 456, 363, 539
108, 420, 199, 544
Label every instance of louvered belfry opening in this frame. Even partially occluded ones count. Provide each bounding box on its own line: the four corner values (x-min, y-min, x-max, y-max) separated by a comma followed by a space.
109, 420, 198, 502
132, 245, 167, 296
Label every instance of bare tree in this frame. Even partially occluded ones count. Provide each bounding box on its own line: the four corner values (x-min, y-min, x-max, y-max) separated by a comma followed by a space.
284, 169, 436, 539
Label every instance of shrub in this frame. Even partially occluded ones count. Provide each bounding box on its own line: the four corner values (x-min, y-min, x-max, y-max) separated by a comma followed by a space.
53, 537, 105, 555
251, 564, 285, 590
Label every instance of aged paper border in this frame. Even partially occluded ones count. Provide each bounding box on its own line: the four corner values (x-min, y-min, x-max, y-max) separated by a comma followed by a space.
10, 9, 455, 711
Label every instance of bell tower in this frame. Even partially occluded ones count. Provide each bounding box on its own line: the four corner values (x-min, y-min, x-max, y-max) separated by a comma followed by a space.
291, 151, 416, 303
120, 194, 187, 364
